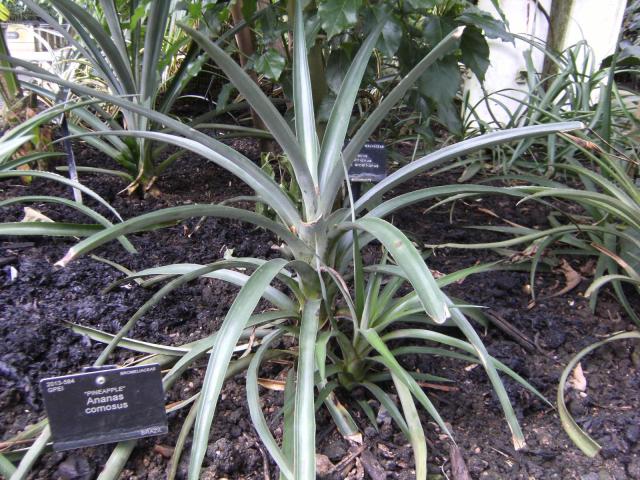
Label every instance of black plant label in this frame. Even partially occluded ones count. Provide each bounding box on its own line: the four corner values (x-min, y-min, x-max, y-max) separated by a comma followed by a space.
40, 364, 167, 451
348, 142, 387, 183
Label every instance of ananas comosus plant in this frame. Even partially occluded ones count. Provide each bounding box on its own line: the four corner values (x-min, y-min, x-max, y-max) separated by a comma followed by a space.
2, 4, 583, 479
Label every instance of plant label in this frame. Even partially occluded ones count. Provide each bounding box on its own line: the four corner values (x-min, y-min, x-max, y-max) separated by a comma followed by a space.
348, 142, 386, 183
40, 364, 167, 451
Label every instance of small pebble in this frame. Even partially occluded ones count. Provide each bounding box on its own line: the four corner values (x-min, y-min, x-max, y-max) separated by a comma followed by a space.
628, 457, 640, 479
626, 424, 640, 444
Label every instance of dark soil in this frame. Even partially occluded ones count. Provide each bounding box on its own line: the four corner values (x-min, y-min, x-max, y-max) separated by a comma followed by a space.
1, 145, 639, 480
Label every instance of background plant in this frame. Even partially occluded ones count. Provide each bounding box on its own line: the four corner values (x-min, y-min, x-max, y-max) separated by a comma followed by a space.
461, 38, 640, 179
10, 0, 211, 194
209, 0, 511, 141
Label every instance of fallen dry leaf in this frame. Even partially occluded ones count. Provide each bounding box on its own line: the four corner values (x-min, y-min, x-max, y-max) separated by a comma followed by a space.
257, 378, 286, 391
450, 443, 472, 480
21, 207, 54, 223
569, 362, 587, 392
548, 259, 582, 298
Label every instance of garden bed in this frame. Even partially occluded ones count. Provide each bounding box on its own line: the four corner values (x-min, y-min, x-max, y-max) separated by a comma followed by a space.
1, 147, 639, 479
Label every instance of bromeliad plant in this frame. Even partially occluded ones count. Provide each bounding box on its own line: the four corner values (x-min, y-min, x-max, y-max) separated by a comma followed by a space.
4, 6, 583, 480
13, 0, 207, 193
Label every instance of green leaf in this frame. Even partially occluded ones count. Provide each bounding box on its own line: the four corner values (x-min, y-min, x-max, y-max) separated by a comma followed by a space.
362, 328, 454, 440
360, 382, 410, 437
0, 454, 15, 478
0, 170, 122, 222
419, 55, 459, 102
55, 203, 308, 267
0, 222, 102, 237
318, 0, 362, 40
325, 49, 352, 96
0, 196, 135, 252
247, 330, 293, 479
254, 48, 286, 81
379, 16, 403, 58
345, 217, 449, 323
242, 0, 257, 19
179, 23, 315, 218
96, 440, 137, 480
294, 299, 321, 479
9, 426, 51, 480
423, 16, 457, 47
293, 1, 320, 190
405, 0, 438, 9
458, 6, 513, 43
460, 25, 490, 81
435, 99, 462, 135
0, 4, 10, 22
189, 259, 288, 480
168, 399, 199, 480
391, 373, 427, 480
558, 331, 640, 457
281, 368, 296, 480
317, 18, 386, 203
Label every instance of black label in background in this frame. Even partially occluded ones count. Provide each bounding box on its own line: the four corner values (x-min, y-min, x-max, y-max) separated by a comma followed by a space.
348, 142, 387, 183
40, 364, 168, 451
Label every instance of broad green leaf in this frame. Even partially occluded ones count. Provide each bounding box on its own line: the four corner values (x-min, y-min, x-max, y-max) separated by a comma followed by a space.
379, 15, 402, 58
419, 55, 459, 103
458, 6, 513, 43
254, 48, 286, 81
405, 0, 438, 9
318, 0, 362, 40
461, 26, 490, 81
325, 49, 352, 95
423, 16, 457, 48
